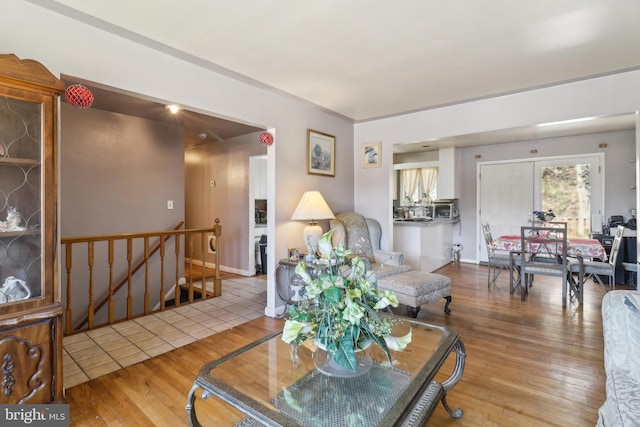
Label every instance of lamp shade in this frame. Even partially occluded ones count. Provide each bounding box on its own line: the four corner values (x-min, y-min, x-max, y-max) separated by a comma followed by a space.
290, 191, 335, 255
290, 191, 335, 221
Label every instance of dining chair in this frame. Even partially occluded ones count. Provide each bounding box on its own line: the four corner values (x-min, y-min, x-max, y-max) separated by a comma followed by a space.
529, 221, 568, 264
481, 222, 516, 288
568, 225, 625, 299
519, 225, 574, 308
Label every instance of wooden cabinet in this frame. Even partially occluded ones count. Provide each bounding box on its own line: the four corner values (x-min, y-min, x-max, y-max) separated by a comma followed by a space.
0, 54, 65, 403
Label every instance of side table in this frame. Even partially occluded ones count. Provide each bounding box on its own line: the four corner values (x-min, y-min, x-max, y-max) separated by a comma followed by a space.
275, 258, 306, 311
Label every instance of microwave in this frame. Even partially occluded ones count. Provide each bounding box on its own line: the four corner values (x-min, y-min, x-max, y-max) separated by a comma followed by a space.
433, 203, 459, 220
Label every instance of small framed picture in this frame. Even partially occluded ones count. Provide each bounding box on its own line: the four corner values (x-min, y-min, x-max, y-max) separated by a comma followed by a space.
362, 142, 381, 168
288, 247, 299, 261
307, 129, 335, 177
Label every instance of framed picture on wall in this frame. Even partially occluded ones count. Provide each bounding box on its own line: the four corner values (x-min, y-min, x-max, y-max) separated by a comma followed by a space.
307, 129, 335, 177
362, 142, 381, 168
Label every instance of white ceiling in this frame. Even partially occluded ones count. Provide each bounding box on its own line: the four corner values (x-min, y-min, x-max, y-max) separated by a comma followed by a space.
42, 0, 640, 148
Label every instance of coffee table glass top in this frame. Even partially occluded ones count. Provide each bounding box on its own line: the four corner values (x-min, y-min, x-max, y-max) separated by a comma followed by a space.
192, 318, 458, 426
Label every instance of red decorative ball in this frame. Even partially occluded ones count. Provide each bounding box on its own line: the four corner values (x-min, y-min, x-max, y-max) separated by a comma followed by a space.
259, 132, 274, 146
65, 84, 94, 109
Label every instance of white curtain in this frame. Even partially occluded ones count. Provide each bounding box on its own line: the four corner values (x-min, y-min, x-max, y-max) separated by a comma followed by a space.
400, 169, 421, 205
400, 167, 438, 205
421, 167, 438, 202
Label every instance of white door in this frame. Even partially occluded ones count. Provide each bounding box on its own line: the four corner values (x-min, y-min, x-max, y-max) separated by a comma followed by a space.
479, 162, 534, 262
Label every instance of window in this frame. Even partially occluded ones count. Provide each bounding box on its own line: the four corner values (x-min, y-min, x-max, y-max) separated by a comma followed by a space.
399, 167, 438, 205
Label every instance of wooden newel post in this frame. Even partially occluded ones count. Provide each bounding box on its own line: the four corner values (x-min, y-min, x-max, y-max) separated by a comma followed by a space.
213, 218, 222, 297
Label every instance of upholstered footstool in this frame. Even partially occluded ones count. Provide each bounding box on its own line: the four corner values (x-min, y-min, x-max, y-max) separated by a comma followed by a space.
376, 271, 452, 318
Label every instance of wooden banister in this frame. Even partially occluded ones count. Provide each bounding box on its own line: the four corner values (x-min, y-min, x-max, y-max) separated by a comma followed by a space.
70, 222, 184, 332
63, 220, 223, 335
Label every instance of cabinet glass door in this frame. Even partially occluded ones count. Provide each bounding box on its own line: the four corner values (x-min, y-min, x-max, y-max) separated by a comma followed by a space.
0, 95, 43, 304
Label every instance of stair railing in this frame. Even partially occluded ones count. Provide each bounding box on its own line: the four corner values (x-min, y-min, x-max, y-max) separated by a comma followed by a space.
61, 219, 222, 335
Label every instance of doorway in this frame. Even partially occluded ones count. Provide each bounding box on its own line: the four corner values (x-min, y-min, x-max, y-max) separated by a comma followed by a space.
478, 154, 604, 262
250, 155, 268, 274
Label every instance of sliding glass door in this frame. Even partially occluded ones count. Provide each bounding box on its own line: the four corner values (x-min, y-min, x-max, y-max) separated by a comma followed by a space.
479, 155, 604, 261
534, 155, 603, 238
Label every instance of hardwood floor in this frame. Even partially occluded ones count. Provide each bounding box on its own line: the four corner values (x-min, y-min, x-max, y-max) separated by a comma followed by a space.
65, 262, 619, 426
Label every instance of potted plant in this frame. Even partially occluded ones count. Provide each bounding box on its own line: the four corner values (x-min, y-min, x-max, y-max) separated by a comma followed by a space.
282, 230, 412, 372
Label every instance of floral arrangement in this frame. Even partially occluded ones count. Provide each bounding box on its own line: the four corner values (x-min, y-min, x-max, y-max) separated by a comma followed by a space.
533, 209, 555, 222
282, 230, 412, 371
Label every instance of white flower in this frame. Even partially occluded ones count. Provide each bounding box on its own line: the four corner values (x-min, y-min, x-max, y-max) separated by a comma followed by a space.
294, 262, 312, 282
317, 230, 335, 260
342, 302, 365, 325
345, 288, 362, 303
374, 290, 399, 309
282, 319, 313, 343
384, 329, 412, 351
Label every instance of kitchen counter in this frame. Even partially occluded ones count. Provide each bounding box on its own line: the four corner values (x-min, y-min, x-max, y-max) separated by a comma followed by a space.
393, 220, 456, 271
394, 218, 459, 226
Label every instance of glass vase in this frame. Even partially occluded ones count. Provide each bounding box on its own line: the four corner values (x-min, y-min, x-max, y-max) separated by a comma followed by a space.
313, 339, 373, 378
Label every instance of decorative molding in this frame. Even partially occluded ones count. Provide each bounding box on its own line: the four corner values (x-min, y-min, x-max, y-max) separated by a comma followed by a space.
2, 353, 15, 396
0, 334, 46, 403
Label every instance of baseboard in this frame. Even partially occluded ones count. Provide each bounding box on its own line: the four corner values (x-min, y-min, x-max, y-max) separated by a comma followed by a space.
189, 259, 256, 277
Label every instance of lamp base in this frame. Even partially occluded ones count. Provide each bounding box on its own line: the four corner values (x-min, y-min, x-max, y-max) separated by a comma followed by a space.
303, 223, 323, 256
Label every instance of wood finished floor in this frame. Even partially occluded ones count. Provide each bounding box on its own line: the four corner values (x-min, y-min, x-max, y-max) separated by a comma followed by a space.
65, 262, 623, 426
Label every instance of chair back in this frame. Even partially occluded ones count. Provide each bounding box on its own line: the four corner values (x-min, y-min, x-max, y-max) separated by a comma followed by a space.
481, 222, 495, 256
520, 224, 569, 277
609, 225, 625, 268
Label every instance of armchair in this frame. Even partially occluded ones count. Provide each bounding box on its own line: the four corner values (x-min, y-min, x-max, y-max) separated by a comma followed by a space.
330, 212, 404, 267
330, 211, 452, 317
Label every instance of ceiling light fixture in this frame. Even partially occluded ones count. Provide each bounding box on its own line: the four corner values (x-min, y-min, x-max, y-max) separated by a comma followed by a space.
537, 117, 595, 127
165, 104, 180, 114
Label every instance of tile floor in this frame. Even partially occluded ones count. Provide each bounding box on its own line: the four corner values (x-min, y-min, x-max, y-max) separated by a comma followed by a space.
63, 275, 267, 388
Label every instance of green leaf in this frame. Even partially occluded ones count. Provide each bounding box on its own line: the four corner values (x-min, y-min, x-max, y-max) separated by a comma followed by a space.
332, 336, 357, 371
324, 286, 341, 305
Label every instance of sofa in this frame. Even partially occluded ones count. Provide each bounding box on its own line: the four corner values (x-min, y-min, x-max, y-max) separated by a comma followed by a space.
597, 290, 640, 426
330, 212, 451, 317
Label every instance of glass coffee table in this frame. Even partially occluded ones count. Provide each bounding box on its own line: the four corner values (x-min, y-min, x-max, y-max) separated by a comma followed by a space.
186, 318, 465, 426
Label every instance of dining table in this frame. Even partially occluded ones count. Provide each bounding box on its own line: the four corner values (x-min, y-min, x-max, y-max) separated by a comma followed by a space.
491, 235, 607, 261
491, 234, 608, 305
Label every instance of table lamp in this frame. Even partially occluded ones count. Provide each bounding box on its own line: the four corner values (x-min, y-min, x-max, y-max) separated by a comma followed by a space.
290, 191, 335, 256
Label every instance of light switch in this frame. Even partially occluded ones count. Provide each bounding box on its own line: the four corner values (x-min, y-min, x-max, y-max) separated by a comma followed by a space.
167, 200, 173, 209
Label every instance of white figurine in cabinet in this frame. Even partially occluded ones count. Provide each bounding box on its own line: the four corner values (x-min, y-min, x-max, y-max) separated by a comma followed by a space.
6, 206, 22, 230
0, 276, 30, 304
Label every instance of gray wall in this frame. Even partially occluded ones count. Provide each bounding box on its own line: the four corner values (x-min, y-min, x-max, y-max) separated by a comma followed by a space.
185, 132, 267, 274
60, 103, 185, 326
3, 1, 355, 316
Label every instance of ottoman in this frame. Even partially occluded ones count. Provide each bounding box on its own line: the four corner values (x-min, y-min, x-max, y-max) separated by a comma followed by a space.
376, 271, 452, 317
